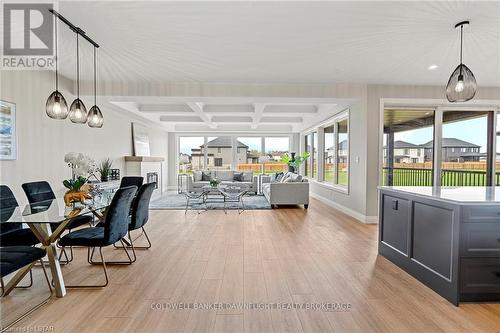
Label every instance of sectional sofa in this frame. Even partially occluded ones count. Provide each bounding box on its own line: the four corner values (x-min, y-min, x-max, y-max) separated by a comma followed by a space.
187, 170, 258, 193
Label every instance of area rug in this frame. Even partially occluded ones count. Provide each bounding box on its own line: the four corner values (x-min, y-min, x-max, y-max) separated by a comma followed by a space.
150, 191, 271, 210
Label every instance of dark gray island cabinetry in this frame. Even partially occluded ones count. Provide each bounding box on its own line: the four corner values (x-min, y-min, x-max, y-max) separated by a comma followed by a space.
378, 186, 500, 305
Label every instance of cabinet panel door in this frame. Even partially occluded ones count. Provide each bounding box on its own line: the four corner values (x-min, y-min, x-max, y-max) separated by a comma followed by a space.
412, 202, 454, 280
460, 258, 500, 293
461, 223, 500, 257
381, 194, 410, 255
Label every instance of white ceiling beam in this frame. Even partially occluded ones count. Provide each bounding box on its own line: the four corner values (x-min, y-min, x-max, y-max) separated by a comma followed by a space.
252, 103, 265, 129
186, 102, 217, 129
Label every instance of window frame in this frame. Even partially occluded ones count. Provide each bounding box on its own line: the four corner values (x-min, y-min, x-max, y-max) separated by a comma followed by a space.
300, 108, 350, 194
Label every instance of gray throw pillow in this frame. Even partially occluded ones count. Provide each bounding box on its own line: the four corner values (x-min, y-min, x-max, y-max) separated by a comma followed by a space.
202, 171, 211, 181
233, 172, 243, 181
274, 172, 284, 182
193, 171, 202, 182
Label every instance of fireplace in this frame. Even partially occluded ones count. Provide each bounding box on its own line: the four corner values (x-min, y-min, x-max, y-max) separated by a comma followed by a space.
147, 172, 159, 189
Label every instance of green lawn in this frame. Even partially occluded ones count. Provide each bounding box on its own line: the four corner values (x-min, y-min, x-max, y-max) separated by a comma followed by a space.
382, 168, 491, 186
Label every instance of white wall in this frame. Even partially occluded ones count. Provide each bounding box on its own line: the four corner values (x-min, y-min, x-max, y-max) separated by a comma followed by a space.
0, 70, 168, 206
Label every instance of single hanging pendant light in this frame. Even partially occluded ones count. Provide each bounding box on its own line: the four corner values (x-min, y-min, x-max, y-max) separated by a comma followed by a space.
69, 32, 88, 123
46, 17, 68, 119
446, 21, 477, 102
88, 46, 104, 128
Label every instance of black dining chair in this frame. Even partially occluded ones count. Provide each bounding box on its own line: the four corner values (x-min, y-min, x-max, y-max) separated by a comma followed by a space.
58, 186, 137, 288
109, 182, 155, 260
1, 246, 52, 330
0, 185, 41, 290
0, 185, 40, 247
120, 176, 143, 189
22, 181, 93, 263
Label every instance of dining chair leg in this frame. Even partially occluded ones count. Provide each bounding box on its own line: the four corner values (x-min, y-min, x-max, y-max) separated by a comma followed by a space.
185, 197, 190, 214
89, 240, 134, 265
65, 247, 109, 288
58, 246, 74, 264
2, 269, 34, 290
39, 260, 52, 294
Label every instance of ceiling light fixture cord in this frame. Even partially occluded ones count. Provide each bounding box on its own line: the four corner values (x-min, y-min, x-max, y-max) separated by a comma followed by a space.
76, 32, 80, 99
94, 46, 97, 105
55, 17, 58, 90
459, 25, 463, 75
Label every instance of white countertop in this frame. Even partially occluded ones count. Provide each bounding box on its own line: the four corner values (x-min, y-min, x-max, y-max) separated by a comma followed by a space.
378, 186, 500, 204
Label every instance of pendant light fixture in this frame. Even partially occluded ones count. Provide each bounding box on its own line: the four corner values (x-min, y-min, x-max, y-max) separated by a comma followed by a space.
69, 32, 88, 123
446, 21, 477, 102
46, 17, 68, 119
88, 46, 104, 128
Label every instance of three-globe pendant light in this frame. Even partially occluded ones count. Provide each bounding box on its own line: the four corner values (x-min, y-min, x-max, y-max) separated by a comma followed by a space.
446, 21, 477, 102
45, 10, 103, 127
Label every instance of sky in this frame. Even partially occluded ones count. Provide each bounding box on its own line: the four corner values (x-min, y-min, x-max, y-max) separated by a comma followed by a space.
179, 136, 290, 155
388, 117, 489, 153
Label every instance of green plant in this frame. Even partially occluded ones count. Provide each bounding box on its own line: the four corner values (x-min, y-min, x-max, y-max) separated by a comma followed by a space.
210, 178, 220, 187
97, 158, 113, 178
63, 176, 87, 192
280, 152, 311, 171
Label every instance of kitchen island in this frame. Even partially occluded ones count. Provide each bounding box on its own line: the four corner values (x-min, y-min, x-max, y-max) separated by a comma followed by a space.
378, 186, 500, 305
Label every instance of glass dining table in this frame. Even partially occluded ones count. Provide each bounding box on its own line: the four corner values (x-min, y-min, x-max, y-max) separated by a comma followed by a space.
0, 192, 114, 297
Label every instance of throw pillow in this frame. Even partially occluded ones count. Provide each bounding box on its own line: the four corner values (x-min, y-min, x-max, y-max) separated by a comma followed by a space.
283, 177, 293, 183
202, 171, 211, 181
274, 172, 284, 182
193, 171, 202, 182
233, 172, 243, 181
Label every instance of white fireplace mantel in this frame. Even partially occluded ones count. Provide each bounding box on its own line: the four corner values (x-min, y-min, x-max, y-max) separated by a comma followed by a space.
124, 156, 164, 196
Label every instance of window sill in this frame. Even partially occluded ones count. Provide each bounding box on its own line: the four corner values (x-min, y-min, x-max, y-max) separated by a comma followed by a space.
308, 179, 349, 194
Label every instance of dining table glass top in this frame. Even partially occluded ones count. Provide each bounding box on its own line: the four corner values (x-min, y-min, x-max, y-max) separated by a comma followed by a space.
0, 192, 114, 224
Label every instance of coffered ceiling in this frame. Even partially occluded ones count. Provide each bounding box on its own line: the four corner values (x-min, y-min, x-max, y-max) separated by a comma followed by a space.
107, 97, 353, 132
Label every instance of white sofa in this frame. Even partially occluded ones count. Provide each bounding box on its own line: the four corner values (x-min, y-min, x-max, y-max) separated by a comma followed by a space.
261, 172, 309, 209
187, 170, 258, 193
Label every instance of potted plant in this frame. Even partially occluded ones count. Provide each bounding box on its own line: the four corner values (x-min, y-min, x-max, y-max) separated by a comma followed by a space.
210, 177, 220, 188
98, 158, 113, 182
62, 176, 91, 206
280, 152, 311, 173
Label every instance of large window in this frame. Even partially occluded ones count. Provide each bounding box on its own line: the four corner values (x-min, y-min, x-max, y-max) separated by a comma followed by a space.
237, 137, 263, 173
313, 132, 318, 178
383, 109, 434, 186
265, 137, 289, 173
441, 111, 492, 186
305, 133, 313, 177
206, 136, 232, 171
178, 135, 290, 174
178, 137, 205, 173
324, 125, 335, 182
337, 119, 349, 186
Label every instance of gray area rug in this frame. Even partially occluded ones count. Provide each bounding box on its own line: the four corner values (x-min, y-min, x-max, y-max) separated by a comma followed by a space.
150, 191, 271, 210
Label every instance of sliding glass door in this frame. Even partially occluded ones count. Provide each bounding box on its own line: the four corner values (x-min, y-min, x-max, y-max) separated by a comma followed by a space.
383, 109, 435, 186
441, 111, 492, 186
382, 108, 496, 187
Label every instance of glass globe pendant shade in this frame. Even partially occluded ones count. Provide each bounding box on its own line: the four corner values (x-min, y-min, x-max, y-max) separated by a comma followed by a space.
46, 90, 68, 119
445, 64, 477, 102
69, 98, 88, 123
87, 105, 104, 128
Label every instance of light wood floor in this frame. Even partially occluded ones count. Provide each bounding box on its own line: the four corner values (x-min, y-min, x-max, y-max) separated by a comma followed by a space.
3, 198, 500, 332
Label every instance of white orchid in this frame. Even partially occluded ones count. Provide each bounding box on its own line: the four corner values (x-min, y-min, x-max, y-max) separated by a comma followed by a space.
64, 152, 96, 179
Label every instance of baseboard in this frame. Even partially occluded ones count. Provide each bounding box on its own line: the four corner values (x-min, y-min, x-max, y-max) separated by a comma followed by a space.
309, 192, 378, 224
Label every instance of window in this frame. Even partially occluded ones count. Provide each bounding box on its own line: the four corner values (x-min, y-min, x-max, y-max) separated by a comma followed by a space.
324, 125, 335, 183
214, 158, 222, 167
337, 118, 349, 186
178, 137, 205, 173
206, 136, 232, 170
237, 137, 262, 173
264, 137, 289, 173
383, 109, 434, 186
305, 134, 313, 177
441, 111, 491, 186
313, 132, 318, 178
